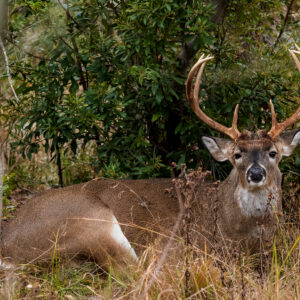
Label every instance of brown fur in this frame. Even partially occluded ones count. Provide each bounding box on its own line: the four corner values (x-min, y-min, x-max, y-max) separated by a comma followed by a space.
0, 129, 299, 267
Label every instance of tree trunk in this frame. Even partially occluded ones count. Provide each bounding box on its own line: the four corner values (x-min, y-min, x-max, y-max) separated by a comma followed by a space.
177, 0, 229, 72
56, 146, 64, 188
160, 0, 229, 165
0, 0, 8, 37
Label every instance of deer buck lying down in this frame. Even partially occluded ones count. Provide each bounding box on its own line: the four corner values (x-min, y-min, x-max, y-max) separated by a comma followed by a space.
1, 48, 300, 269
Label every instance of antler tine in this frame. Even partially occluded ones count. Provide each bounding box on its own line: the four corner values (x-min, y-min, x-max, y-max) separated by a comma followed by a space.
268, 47, 300, 139
186, 55, 241, 140
289, 48, 300, 72
268, 100, 300, 139
232, 103, 240, 134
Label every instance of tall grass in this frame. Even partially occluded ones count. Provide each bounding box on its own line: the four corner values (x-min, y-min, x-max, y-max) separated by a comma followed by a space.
0, 218, 299, 299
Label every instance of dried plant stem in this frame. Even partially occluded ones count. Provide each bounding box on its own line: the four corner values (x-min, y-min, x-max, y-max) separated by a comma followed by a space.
0, 33, 11, 235
239, 251, 246, 300
184, 205, 192, 297
142, 179, 184, 296
259, 224, 265, 283
0, 36, 19, 103
0, 145, 4, 236
183, 174, 193, 296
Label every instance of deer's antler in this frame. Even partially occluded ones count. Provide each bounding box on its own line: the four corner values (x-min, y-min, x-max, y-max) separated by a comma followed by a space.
186, 55, 241, 140
268, 45, 300, 140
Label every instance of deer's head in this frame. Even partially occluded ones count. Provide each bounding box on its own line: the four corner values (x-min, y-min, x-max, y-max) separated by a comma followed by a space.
186, 49, 300, 190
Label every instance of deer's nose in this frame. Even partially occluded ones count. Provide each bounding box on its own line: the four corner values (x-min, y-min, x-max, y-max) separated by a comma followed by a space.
247, 164, 266, 183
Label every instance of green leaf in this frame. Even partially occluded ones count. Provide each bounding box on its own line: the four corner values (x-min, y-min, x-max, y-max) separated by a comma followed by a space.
151, 113, 161, 122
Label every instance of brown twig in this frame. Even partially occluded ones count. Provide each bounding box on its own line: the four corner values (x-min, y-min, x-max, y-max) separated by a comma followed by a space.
6, 36, 53, 62
274, 0, 295, 48
259, 224, 265, 284
180, 165, 208, 296
142, 168, 185, 297
0, 36, 20, 103
57, 0, 81, 29
239, 251, 246, 300
182, 164, 193, 297
70, 35, 88, 90
57, 0, 88, 90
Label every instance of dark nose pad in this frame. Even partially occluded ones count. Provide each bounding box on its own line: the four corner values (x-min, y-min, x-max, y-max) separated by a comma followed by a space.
247, 164, 266, 183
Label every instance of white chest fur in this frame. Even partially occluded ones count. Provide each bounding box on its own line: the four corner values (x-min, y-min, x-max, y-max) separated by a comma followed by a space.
236, 187, 279, 217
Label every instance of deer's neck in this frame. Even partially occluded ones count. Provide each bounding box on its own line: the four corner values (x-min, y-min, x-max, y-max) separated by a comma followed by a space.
235, 187, 280, 217
221, 169, 282, 218
215, 169, 282, 246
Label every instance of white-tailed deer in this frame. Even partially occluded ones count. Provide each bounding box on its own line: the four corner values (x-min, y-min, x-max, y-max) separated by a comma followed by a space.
1, 48, 300, 268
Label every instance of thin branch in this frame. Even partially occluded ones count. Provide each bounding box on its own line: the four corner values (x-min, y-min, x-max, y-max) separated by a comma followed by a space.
57, 0, 88, 90
6, 36, 53, 62
211, 0, 229, 24
57, 0, 81, 28
59, 36, 73, 51
0, 144, 4, 236
0, 36, 20, 103
70, 35, 88, 90
274, 0, 295, 48
59, 35, 88, 90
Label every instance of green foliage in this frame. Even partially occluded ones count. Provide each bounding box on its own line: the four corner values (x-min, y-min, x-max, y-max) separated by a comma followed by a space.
4, 0, 300, 183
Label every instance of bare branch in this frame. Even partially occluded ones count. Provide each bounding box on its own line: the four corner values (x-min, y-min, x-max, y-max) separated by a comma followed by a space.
274, 0, 295, 48
0, 145, 4, 237
57, 0, 81, 28
0, 36, 20, 103
57, 0, 88, 90
6, 36, 53, 62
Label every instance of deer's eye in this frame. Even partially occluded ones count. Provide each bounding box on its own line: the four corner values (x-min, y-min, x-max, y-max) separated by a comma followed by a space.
234, 153, 242, 160
269, 151, 277, 158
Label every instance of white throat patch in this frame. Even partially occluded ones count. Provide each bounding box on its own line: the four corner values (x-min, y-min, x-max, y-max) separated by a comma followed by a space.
236, 187, 279, 217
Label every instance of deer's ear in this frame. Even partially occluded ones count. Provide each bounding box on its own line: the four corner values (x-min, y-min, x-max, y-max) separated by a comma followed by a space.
276, 129, 300, 157
202, 136, 234, 162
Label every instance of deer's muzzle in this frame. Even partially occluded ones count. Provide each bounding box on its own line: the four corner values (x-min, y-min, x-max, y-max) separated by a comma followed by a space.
247, 164, 266, 184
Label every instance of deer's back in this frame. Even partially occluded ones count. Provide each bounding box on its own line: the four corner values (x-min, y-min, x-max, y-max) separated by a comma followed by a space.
1, 178, 216, 263
79, 178, 217, 251
78, 178, 181, 249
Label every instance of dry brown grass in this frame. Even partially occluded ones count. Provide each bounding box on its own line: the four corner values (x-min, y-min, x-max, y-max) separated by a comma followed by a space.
0, 218, 299, 299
